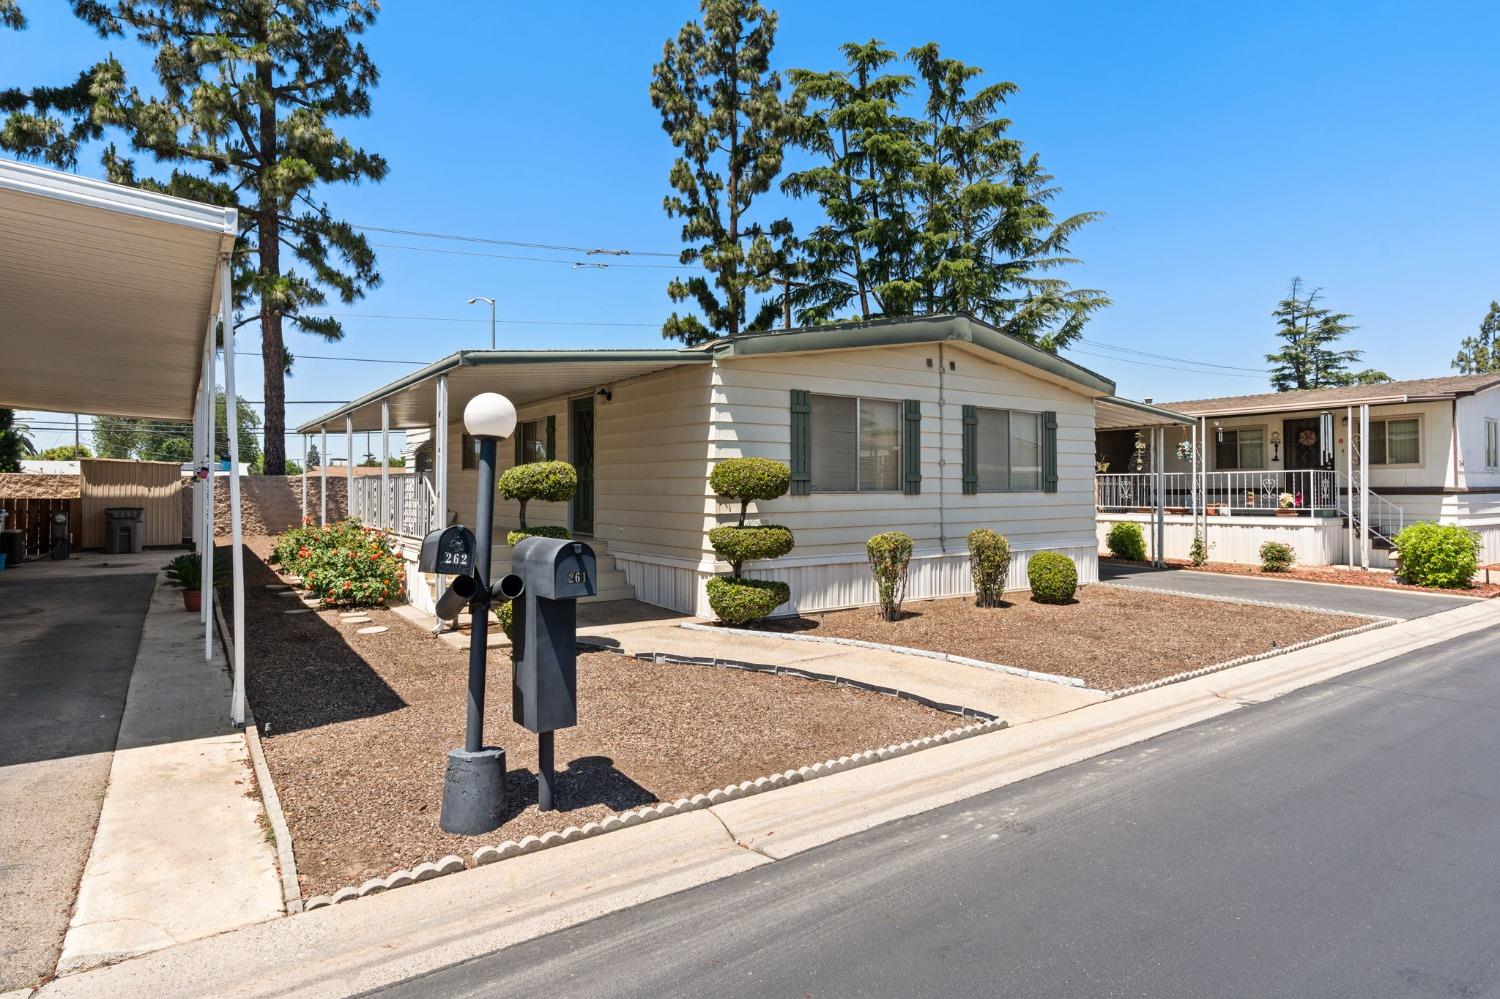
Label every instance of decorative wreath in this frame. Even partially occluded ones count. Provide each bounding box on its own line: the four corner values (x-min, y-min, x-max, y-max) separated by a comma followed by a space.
1297, 429, 1317, 447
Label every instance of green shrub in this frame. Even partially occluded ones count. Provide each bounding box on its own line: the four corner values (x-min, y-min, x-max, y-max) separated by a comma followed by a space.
506, 525, 572, 547
1394, 522, 1482, 588
298, 524, 406, 606
1188, 532, 1210, 566
1027, 551, 1077, 604
705, 576, 791, 625
494, 599, 516, 644
1106, 521, 1148, 561
968, 528, 1011, 607
1258, 541, 1295, 573
498, 460, 577, 529
270, 518, 369, 578
710, 457, 791, 525
709, 524, 795, 577
867, 531, 914, 621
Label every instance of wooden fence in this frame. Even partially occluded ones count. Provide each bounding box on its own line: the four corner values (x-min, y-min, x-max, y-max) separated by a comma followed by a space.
0, 496, 81, 556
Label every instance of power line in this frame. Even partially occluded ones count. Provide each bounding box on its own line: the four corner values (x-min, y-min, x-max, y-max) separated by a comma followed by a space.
1065, 347, 1266, 379
349, 222, 681, 258
1078, 337, 1266, 374
235, 350, 427, 364
321, 312, 660, 329
371, 241, 701, 270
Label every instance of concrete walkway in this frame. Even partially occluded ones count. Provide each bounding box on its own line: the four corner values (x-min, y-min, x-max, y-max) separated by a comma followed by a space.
0, 558, 155, 992
55, 568, 283, 975
1098, 561, 1481, 619
29, 599, 1499, 999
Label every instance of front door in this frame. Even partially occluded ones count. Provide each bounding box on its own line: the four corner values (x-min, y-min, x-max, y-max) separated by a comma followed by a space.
1283, 417, 1321, 470
570, 395, 595, 536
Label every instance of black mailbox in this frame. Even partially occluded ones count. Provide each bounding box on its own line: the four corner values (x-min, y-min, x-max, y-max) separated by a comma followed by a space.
419, 525, 477, 575
510, 537, 596, 733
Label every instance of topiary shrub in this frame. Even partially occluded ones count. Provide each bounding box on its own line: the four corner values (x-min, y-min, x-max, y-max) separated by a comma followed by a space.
1106, 521, 1148, 562
711, 457, 791, 526
706, 576, 791, 626
1027, 551, 1077, 604
1394, 522, 1482, 588
1258, 541, 1295, 573
498, 460, 577, 529
867, 531, 914, 621
507, 525, 571, 547
968, 528, 1011, 607
708, 524, 795, 577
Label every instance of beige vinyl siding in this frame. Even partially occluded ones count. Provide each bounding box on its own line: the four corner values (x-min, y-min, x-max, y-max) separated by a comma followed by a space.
711, 341, 1099, 562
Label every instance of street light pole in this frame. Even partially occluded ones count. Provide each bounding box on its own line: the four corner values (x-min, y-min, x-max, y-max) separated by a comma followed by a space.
468, 296, 496, 350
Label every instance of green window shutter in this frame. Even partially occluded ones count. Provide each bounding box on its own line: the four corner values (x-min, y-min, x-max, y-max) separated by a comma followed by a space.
961, 405, 979, 495
1042, 410, 1059, 493
903, 399, 922, 495
545, 415, 556, 459
789, 389, 812, 496
514, 431, 523, 468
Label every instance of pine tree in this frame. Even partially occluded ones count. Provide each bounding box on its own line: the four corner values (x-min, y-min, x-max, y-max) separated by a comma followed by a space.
1453, 301, 1500, 374
650, 0, 799, 345
1266, 278, 1385, 390
2, 1, 388, 475
307, 442, 322, 468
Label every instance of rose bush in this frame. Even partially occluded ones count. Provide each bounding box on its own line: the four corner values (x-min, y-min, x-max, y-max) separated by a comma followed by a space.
270, 518, 405, 607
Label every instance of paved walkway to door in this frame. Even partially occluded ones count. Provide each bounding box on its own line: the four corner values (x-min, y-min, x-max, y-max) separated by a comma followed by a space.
0, 557, 156, 992
1098, 561, 1482, 620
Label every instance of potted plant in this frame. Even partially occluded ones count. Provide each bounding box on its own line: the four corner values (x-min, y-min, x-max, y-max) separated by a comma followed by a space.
163, 552, 228, 611
1275, 492, 1299, 517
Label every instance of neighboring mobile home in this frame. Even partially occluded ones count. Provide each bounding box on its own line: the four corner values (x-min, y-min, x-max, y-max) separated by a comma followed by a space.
1095, 374, 1500, 567
298, 315, 1120, 617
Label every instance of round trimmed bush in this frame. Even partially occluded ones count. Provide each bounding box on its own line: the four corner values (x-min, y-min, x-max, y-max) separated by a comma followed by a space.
706, 576, 791, 625
498, 460, 577, 529
709, 525, 795, 571
1027, 551, 1077, 604
1106, 521, 1148, 562
1394, 522, 1482, 588
494, 599, 516, 644
968, 528, 1011, 607
711, 457, 791, 527
507, 525, 572, 547
1258, 541, 1295, 573
867, 531, 914, 621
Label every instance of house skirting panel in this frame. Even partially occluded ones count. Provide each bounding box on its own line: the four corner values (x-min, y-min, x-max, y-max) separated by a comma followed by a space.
615, 542, 1100, 618
1097, 512, 1344, 567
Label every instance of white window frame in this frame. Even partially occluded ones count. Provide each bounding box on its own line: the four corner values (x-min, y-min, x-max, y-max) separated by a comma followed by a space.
975, 407, 1044, 493
809, 393, 902, 494
1367, 414, 1423, 467
1212, 425, 1267, 471
1485, 418, 1499, 470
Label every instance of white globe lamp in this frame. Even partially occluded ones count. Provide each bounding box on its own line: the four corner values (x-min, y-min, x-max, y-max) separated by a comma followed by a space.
463, 392, 517, 440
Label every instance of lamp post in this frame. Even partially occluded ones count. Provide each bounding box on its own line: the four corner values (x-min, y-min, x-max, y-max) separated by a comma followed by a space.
438, 391, 517, 835
468, 296, 497, 350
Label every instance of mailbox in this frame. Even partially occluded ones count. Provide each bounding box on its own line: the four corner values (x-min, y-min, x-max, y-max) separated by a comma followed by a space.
419, 525, 477, 575
510, 537, 596, 733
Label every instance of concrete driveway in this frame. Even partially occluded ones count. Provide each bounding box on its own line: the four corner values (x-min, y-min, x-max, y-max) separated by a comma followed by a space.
0, 558, 156, 991
1098, 561, 1482, 619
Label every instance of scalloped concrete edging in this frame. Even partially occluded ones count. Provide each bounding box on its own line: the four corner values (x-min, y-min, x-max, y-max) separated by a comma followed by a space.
679, 621, 1090, 689
301, 716, 1008, 911
1100, 617, 1396, 699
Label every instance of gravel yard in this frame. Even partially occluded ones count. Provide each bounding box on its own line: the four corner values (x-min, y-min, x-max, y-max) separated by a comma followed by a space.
238, 539, 959, 898
750, 585, 1370, 691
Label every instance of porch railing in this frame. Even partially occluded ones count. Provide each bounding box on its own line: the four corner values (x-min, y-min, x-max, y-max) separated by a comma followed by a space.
1097, 470, 1339, 516
348, 472, 436, 538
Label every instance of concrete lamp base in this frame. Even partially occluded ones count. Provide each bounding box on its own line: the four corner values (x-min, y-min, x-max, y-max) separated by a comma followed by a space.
439, 746, 507, 835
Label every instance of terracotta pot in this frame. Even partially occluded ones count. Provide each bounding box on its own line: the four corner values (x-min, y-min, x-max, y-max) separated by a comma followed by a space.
1275, 510, 1298, 517
183, 588, 201, 612
1205, 505, 1221, 516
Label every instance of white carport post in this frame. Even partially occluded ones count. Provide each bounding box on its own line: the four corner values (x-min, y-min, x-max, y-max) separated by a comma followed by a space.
1359, 402, 1370, 570
434, 374, 449, 530
192, 365, 205, 616
220, 259, 247, 725
1153, 425, 1166, 567
319, 424, 328, 526
345, 416, 355, 521
300, 434, 308, 523
1346, 404, 1355, 569
380, 400, 391, 531
203, 316, 217, 658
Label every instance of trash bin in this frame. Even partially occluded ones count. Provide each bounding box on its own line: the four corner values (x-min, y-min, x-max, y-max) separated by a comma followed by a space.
104, 507, 145, 555
0, 529, 21, 568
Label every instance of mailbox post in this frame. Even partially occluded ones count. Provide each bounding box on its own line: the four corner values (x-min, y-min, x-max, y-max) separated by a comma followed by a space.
510, 536, 596, 810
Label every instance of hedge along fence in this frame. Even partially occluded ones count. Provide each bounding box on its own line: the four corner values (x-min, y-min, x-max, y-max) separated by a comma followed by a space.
706, 458, 794, 625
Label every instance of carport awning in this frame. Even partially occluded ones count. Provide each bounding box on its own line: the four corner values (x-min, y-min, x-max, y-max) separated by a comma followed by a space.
0, 158, 238, 420
296, 349, 713, 434
1096, 396, 1194, 430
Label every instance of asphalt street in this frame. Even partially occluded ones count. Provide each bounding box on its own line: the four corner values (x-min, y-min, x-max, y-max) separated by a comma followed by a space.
373, 624, 1500, 999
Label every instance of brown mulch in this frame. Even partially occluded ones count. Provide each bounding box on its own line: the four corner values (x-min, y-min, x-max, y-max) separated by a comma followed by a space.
1102, 557, 1500, 598
237, 538, 958, 898
749, 587, 1370, 693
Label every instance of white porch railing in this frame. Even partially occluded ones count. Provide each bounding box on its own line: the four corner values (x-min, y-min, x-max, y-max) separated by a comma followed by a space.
349, 473, 436, 538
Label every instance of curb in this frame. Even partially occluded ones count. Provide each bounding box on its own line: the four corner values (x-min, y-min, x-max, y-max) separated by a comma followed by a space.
243, 717, 304, 914
678, 622, 1089, 690
301, 715, 1008, 911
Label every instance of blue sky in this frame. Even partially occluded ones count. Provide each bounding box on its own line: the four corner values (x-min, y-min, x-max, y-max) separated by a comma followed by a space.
7, 0, 1499, 457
